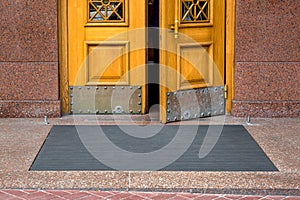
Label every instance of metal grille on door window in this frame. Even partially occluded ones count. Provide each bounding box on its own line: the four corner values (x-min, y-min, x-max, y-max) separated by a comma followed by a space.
181, 0, 209, 23
88, 0, 125, 22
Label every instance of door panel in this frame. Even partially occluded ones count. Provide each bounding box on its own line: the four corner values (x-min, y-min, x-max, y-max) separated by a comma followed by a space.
160, 0, 225, 123
68, 0, 146, 114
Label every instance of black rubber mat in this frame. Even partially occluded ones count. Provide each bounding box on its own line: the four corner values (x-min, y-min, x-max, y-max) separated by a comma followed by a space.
30, 125, 278, 171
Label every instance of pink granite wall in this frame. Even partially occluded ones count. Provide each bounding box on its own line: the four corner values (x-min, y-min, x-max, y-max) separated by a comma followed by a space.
232, 0, 300, 117
0, 0, 60, 117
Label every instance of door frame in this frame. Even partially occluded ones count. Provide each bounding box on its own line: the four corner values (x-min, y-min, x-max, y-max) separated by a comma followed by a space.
58, 0, 235, 115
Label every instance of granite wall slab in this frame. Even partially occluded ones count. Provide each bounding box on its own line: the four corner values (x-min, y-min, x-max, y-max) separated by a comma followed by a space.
0, 62, 59, 100
235, 0, 299, 62
0, 0, 60, 117
0, 0, 58, 62
233, 0, 300, 117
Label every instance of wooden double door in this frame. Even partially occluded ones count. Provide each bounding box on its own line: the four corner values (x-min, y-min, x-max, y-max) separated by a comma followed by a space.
68, 0, 225, 123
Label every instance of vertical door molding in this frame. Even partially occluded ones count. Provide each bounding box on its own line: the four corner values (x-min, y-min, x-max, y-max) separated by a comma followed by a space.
58, 0, 69, 114
225, 0, 235, 113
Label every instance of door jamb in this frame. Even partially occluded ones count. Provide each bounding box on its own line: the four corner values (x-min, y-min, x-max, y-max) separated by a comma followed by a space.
58, 0, 69, 114
225, 0, 235, 113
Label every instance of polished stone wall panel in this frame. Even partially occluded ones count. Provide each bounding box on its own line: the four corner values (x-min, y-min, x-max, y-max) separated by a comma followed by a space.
0, 0, 58, 62
0, 62, 59, 101
0, 0, 60, 117
233, 0, 300, 117
234, 62, 300, 101
235, 0, 300, 62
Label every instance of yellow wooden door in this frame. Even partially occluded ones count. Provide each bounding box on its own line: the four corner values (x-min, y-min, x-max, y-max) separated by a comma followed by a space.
68, 0, 147, 114
160, 0, 225, 123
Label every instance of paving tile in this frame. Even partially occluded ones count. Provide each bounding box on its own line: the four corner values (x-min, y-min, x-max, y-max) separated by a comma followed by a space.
76, 195, 99, 200
23, 191, 38, 194
122, 194, 145, 200
214, 196, 232, 200
3, 190, 29, 197
239, 196, 263, 200
284, 197, 300, 200
132, 192, 159, 199
46, 197, 66, 200
169, 195, 191, 200
223, 195, 245, 199
21, 191, 51, 200
266, 196, 288, 200
44, 190, 72, 198
62, 191, 92, 200
150, 193, 177, 200
261, 196, 277, 200
177, 193, 202, 199
87, 191, 115, 198
0, 191, 15, 200
108, 192, 133, 200
194, 194, 221, 200
1, 190, 300, 200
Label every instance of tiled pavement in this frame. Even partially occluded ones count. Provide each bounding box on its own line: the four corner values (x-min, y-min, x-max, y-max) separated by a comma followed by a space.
0, 190, 299, 200
0, 115, 299, 199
